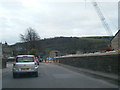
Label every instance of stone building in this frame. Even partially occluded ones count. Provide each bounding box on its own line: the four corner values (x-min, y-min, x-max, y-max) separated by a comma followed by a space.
0, 43, 2, 58
0, 43, 2, 68
49, 50, 60, 57
2, 43, 13, 59
111, 30, 120, 50
11, 43, 26, 56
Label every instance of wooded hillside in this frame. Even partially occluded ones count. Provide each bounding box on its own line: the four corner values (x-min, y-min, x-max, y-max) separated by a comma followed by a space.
11, 36, 111, 57
42, 36, 111, 56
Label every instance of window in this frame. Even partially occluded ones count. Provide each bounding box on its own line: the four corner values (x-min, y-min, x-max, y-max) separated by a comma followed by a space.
16, 57, 34, 62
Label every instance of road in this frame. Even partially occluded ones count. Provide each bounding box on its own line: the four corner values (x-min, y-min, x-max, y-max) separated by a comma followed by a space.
2, 63, 118, 88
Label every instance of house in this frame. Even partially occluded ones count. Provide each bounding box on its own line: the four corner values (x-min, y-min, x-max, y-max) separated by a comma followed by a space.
11, 42, 27, 56
0, 43, 2, 68
2, 42, 13, 59
111, 30, 120, 51
49, 50, 60, 57
0, 43, 2, 58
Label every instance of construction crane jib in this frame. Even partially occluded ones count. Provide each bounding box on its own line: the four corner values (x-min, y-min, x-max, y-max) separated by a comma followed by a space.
92, 1, 113, 38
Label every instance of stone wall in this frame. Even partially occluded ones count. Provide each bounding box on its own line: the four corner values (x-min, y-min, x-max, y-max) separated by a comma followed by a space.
111, 30, 120, 50
2, 59, 7, 68
0, 43, 2, 69
57, 55, 119, 74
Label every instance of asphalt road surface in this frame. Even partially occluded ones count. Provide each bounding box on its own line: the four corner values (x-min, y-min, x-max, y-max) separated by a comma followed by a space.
2, 63, 118, 88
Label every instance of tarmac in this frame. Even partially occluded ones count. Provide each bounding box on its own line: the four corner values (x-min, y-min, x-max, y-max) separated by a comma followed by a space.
1, 62, 120, 87
57, 63, 119, 86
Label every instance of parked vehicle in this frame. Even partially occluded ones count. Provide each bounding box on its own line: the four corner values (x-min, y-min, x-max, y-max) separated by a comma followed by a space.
12, 55, 39, 78
39, 58, 43, 62
35, 57, 39, 65
8, 56, 15, 59
7, 56, 15, 62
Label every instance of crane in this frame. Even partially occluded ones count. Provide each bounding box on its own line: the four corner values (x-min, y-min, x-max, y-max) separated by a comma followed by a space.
84, 0, 115, 51
92, 1, 113, 51
92, 1, 113, 37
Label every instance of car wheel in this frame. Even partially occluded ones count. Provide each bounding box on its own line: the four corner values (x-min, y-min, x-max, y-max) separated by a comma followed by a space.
13, 73, 17, 78
34, 72, 38, 77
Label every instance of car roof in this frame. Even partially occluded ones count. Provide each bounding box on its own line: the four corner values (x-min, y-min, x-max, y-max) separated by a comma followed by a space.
17, 55, 35, 57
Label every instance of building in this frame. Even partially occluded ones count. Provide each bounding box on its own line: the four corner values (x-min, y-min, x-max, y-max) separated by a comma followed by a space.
2, 42, 13, 59
11, 43, 27, 56
0, 43, 2, 58
0, 43, 2, 68
111, 30, 120, 51
49, 50, 60, 57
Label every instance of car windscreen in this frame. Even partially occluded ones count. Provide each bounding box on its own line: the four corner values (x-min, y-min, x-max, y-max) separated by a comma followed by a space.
16, 57, 34, 62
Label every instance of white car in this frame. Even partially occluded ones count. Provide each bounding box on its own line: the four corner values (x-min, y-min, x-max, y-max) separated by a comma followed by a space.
8, 56, 15, 59
13, 55, 39, 78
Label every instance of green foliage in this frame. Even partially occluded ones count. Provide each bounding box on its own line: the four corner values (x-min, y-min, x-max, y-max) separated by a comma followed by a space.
45, 48, 52, 53
42, 37, 110, 55
15, 36, 110, 57
19, 27, 42, 56
81, 37, 110, 43
29, 49, 37, 55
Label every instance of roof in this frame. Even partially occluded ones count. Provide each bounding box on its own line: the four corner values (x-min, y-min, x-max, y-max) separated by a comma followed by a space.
17, 55, 35, 57
111, 30, 120, 41
114, 30, 120, 37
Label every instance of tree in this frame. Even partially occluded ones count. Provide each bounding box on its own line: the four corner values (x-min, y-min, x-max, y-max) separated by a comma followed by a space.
20, 27, 41, 55
20, 27, 40, 42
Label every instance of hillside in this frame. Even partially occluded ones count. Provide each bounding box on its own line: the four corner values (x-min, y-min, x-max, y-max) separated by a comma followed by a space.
41, 36, 111, 56
11, 36, 111, 57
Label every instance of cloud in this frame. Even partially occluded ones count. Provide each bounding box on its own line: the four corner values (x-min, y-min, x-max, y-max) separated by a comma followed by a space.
0, 0, 118, 44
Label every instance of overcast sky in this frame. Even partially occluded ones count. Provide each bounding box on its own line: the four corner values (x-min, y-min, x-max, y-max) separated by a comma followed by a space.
0, 0, 119, 45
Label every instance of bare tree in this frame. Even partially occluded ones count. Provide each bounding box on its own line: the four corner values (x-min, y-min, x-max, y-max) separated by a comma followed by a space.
20, 27, 40, 42
20, 27, 41, 55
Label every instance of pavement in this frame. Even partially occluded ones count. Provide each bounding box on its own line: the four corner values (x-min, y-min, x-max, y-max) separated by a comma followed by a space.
0, 62, 13, 89
0, 69, 2, 90
2, 62, 13, 77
